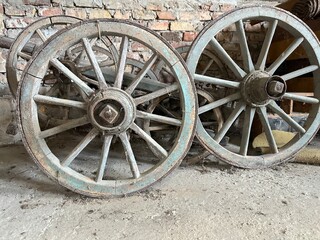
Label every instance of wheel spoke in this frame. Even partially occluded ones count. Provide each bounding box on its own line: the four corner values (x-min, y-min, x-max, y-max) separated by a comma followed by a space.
95, 135, 113, 182
214, 102, 246, 143
40, 116, 89, 139
82, 38, 108, 90
240, 106, 256, 156
33, 95, 87, 110
209, 38, 246, 79
281, 65, 319, 81
157, 104, 180, 118
126, 53, 158, 94
283, 93, 319, 104
18, 51, 32, 60
114, 36, 129, 89
201, 59, 214, 75
36, 29, 47, 42
148, 125, 175, 131
194, 74, 240, 89
50, 58, 94, 96
236, 20, 254, 72
119, 132, 140, 179
130, 123, 168, 158
44, 82, 60, 96
256, 20, 278, 70
61, 128, 99, 167
134, 83, 179, 106
257, 107, 278, 153
267, 37, 304, 75
136, 110, 182, 126
268, 101, 306, 134
199, 92, 241, 115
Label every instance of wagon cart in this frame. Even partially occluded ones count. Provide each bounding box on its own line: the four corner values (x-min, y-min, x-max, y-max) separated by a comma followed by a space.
1, 6, 319, 197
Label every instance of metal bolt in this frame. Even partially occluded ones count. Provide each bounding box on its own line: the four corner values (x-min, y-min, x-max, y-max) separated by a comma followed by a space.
267, 80, 285, 97
99, 104, 119, 124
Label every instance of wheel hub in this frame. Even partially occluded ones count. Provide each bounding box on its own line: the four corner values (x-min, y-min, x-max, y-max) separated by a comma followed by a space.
88, 88, 136, 134
241, 71, 287, 106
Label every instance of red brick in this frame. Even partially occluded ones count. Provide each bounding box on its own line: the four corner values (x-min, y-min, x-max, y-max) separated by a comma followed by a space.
148, 21, 169, 31
38, 7, 63, 17
183, 32, 198, 42
23, 0, 50, 6
113, 10, 131, 20
157, 11, 176, 20
170, 22, 194, 31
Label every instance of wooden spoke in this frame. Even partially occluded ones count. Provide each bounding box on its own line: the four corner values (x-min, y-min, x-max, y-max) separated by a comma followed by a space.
134, 83, 179, 106
95, 135, 113, 182
281, 65, 319, 81
283, 93, 319, 104
126, 53, 158, 94
136, 110, 182, 126
214, 102, 246, 143
236, 20, 254, 72
257, 107, 278, 153
40, 116, 89, 139
130, 123, 168, 158
201, 59, 214, 75
82, 38, 108, 90
209, 38, 246, 79
33, 95, 87, 110
61, 128, 99, 167
194, 74, 240, 89
50, 59, 94, 96
256, 20, 278, 70
267, 101, 306, 134
114, 36, 129, 89
267, 37, 304, 75
119, 132, 140, 179
199, 92, 241, 115
36, 29, 47, 42
18, 51, 32, 60
239, 106, 256, 156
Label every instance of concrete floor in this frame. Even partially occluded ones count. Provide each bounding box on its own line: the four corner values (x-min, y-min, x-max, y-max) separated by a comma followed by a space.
1, 144, 320, 240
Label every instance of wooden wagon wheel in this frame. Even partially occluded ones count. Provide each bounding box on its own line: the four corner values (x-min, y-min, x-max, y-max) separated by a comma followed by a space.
186, 6, 320, 169
18, 19, 197, 197
6, 15, 81, 97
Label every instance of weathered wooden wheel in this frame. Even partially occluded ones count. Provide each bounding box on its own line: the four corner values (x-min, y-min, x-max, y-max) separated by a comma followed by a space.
7, 15, 81, 97
18, 19, 197, 197
186, 6, 320, 168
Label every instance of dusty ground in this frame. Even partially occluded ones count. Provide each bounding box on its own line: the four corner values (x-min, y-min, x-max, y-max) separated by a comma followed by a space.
1, 144, 320, 240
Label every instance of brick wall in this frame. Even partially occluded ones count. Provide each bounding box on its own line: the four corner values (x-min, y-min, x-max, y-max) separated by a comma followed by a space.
0, 0, 281, 145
